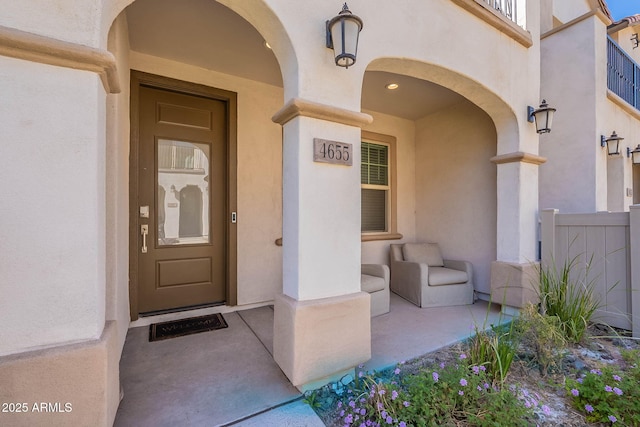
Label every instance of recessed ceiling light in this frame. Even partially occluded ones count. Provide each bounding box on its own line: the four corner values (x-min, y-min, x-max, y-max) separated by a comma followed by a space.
264, 41, 272, 49
385, 83, 399, 90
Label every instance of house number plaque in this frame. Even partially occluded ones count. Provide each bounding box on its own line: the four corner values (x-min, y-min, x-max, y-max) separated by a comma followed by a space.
313, 138, 353, 166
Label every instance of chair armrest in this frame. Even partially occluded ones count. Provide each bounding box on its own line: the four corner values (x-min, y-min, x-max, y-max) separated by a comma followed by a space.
390, 260, 428, 306
443, 259, 473, 282
390, 260, 429, 287
362, 264, 389, 280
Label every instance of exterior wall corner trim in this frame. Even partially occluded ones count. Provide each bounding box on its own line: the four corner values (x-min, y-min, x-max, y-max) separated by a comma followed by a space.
490, 151, 547, 165
0, 25, 120, 94
272, 98, 374, 128
541, 9, 610, 40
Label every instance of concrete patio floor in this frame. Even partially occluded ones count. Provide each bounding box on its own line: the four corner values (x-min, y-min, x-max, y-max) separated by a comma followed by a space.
114, 294, 505, 426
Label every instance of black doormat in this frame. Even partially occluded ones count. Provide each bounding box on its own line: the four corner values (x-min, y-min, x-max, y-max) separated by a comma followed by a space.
149, 313, 228, 342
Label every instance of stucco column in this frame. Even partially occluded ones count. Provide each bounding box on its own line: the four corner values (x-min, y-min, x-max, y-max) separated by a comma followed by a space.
271, 98, 372, 388
490, 153, 545, 311
0, 53, 119, 425
607, 155, 626, 212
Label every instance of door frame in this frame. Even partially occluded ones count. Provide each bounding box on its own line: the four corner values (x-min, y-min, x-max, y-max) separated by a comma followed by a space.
129, 70, 238, 320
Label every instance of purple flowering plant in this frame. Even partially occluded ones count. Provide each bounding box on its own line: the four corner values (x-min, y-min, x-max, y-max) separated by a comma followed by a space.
313, 310, 640, 427
399, 353, 534, 426
327, 351, 538, 427
334, 363, 410, 427
565, 349, 640, 426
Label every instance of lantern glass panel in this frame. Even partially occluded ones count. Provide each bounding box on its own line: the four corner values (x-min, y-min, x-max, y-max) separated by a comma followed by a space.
543, 109, 554, 133
342, 19, 360, 54
330, 17, 360, 67
535, 110, 552, 133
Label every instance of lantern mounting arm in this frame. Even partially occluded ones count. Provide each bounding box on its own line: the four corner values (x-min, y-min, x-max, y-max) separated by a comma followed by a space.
527, 106, 535, 123
326, 21, 334, 49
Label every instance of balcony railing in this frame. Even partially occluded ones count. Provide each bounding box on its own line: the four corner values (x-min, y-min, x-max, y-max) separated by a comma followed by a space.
482, 0, 520, 26
608, 36, 640, 110
159, 143, 207, 172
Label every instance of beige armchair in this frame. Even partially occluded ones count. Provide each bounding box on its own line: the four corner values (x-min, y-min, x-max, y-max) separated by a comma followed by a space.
361, 264, 390, 317
389, 243, 474, 308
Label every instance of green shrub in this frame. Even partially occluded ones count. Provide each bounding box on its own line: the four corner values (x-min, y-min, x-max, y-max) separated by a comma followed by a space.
403, 355, 534, 427
330, 355, 541, 427
513, 303, 566, 376
537, 255, 601, 343
467, 322, 517, 387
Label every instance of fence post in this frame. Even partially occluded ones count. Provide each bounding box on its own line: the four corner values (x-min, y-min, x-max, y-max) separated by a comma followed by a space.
540, 209, 558, 270
630, 205, 640, 338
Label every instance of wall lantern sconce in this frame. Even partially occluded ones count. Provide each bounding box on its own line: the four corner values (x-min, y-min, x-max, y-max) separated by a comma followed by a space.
527, 100, 556, 134
628, 144, 640, 164
326, 3, 363, 68
601, 131, 624, 155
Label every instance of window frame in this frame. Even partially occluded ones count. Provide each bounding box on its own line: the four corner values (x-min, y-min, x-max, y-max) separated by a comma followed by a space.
361, 130, 402, 241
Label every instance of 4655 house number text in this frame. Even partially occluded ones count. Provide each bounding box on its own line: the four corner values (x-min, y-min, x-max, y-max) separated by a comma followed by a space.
313, 138, 353, 166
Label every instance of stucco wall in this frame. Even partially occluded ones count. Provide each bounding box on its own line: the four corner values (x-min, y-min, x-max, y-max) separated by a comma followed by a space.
105, 13, 131, 352
0, 0, 102, 46
603, 27, 640, 212
540, 17, 601, 213
540, 0, 554, 34
603, 99, 640, 211
361, 111, 417, 265
541, 9, 639, 215
128, 51, 284, 306
414, 101, 498, 297
0, 57, 106, 355
552, 0, 592, 24
612, 27, 640, 65
1, 0, 546, 356
357, 0, 540, 158
634, 166, 640, 204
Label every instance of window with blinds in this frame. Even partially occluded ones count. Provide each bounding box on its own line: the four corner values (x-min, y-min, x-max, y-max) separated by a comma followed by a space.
361, 141, 389, 233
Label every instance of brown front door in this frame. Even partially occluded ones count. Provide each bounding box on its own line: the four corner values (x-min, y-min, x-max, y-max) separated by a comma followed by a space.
134, 83, 227, 313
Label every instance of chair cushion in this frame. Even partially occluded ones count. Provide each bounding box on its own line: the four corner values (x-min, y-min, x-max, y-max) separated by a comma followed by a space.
361, 274, 386, 293
402, 243, 444, 267
428, 267, 468, 286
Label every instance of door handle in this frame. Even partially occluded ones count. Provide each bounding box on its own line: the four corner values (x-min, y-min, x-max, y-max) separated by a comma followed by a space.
141, 224, 149, 253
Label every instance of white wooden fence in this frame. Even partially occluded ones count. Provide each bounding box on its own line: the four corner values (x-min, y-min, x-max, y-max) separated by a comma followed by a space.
540, 206, 640, 337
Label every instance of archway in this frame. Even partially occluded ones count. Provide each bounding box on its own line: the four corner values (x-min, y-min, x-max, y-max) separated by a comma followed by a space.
360, 61, 508, 300
102, 0, 300, 421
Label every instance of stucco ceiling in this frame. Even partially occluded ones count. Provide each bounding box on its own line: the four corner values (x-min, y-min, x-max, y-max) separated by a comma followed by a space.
362, 72, 467, 120
125, 0, 467, 121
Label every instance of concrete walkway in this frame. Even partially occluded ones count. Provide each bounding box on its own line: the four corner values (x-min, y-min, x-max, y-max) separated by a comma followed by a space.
114, 295, 505, 426
114, 308, 301, 427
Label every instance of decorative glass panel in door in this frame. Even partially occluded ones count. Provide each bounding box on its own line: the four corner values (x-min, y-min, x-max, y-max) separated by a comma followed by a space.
157, 139, 210, 246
